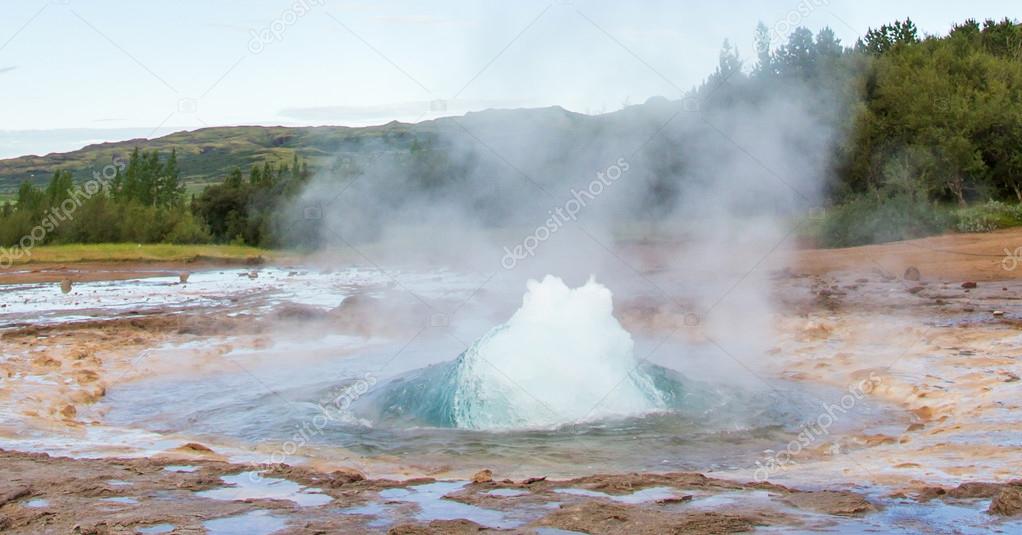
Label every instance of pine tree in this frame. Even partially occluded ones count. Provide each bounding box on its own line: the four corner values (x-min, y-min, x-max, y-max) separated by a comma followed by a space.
157, 149, 184, 206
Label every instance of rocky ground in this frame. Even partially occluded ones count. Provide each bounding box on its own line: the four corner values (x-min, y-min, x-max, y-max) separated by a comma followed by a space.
2, 230, 1022, 533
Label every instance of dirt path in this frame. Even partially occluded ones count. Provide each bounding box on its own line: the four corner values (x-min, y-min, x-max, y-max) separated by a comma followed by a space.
791, 227, 1022, 281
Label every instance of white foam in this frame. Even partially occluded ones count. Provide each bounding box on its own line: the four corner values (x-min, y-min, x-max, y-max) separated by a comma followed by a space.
452, 275, 667, 429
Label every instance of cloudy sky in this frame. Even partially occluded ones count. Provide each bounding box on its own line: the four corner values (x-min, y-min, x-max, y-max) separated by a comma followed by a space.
0, 0, 1017, 157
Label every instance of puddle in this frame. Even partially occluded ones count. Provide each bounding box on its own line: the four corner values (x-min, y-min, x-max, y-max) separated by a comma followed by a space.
203, 510, 287, 535
136, 524, 175, 534
106, 479, 132, 486
99, 496, 139, 505
162, 465, 198, 473
376, 481, 520, 528
196, 472, 332, 507
486, 488, 531, 497
340, 502, 391, 528
0, 267, 484, 327
553, 486, 682, 504
24, 498, 48, 508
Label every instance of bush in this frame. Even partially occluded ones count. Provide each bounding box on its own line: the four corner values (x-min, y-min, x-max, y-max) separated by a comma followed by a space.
165, 215, 212, 244
953, 201, 1022, 232
817, 194, 954, 247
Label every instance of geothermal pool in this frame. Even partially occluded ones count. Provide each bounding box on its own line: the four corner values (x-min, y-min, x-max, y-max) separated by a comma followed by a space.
90, 274, 892, 477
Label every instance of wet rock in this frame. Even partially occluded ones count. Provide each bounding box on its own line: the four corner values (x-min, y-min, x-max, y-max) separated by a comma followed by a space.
388, 519, 490, 534
781, 490, 874, 516
907, 286, 925, 294
656, 495, 693, 504
471, 469, 493, 484
179, 442, 214, 453
179, 272, 190, 284
961, 281, 978, 289
60, 279, 73, 293
0, 486, 31, 506
522, 476, 546, 485
989, 487, 1022, 516
273, 303, 328, 322
532, 502, 759, 535
904, 266, 921, 281
993, 310, 1005, 317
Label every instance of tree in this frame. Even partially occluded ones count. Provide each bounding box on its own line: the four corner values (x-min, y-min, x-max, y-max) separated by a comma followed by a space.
45, 170, 74, 206
857, 18, 919, 56
775, 27, 818, 79
753, 22, 774, 77
156, 148, 184, 206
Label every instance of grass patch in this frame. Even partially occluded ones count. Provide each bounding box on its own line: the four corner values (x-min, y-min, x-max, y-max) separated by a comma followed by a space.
810, 196, 1022, 248
952, 201, 1022, 232
5, 243, 280, 265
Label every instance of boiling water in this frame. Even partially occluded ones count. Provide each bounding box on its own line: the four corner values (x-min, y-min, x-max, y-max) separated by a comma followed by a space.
99, 273, 893, 475
363, 276, 694, 429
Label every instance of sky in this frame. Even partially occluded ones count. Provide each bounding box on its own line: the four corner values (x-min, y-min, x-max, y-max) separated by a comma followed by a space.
0, 0, 1018, 158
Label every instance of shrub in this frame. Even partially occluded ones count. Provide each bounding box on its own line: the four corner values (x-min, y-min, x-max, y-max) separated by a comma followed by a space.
818, 194, 954, 247
953, 201, 1022, 232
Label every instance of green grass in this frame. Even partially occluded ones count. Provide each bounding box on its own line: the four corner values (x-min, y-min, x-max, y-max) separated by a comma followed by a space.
806, 197, 1022, 248
8, 243, 281, 265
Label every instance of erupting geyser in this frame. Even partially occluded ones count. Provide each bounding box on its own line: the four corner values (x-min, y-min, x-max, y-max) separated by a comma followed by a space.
365, 275, 694, 430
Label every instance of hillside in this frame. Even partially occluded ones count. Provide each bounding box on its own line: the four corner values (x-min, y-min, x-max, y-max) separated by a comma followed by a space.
0, 106, 596, 193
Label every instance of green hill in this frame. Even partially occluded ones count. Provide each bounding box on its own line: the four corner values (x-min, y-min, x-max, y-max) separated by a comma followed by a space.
0, 106, 595, 194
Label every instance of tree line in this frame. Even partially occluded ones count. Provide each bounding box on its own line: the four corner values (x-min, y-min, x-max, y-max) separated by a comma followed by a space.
698, 17, 1022, 244
0, 148, 312, 249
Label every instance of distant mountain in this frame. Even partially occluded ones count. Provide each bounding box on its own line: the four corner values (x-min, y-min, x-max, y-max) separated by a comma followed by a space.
0, 105, 609, 193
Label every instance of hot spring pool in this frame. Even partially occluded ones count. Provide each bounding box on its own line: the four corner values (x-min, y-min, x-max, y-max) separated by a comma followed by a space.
100, 276, 899, 477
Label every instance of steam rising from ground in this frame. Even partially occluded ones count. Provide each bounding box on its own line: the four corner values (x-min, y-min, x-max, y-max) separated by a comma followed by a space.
290, 80, 843, 384
362, 276, 714, 429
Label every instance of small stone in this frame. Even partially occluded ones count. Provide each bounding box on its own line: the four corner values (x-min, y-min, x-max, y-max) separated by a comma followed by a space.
179, 272, 190, 284
988, 487, 1022, 516
904, 266, 921, 281
59, 279, 72, 294
993, 310, 1005, 317
471, 469, 493, 484
656, 495, 694, 504
961, 281, 978, 289
180, 442, 214, 453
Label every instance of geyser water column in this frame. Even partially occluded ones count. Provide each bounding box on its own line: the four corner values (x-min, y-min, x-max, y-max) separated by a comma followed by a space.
365, 275, 681, 430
